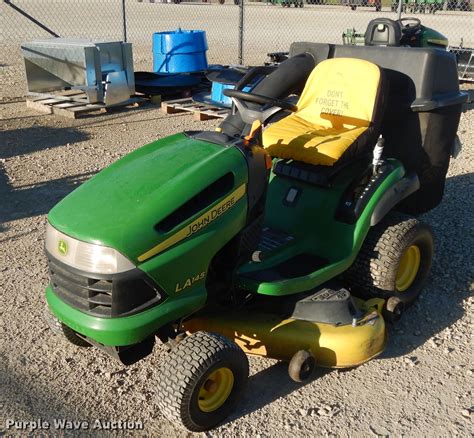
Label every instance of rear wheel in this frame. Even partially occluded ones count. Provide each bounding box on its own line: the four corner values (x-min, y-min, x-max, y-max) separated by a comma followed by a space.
157, 331, 249, 432
345, 212, 434, 307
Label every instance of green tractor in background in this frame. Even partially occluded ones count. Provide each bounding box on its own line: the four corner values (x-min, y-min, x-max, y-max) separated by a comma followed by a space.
342, 17, 473, 82
343, 17, 449, 49
391, 0, 445, 14
44, 40, 466, 432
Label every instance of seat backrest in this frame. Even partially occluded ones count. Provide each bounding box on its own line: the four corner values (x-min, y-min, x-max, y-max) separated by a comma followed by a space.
296, 58, 383, 130
365, 18, 402, 47
218, 53, 315, 137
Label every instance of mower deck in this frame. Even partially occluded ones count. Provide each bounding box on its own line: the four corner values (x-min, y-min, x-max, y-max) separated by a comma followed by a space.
184, 297, 387, 368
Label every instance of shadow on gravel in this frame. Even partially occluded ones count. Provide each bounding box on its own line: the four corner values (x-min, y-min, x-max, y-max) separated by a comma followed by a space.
0, 362, 100, 436
75, 103, 179, 130
0, 170, 96, 227
0, 126, 94, 227
226, 362, 331, 424
1, 113, 50, 122
0, 126, 89, 159
0, 97, 27, 105
78, 102, 156, 122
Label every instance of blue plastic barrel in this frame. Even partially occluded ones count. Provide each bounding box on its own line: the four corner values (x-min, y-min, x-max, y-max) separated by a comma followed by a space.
152, 29, 208, 73
211, 82, 253, 107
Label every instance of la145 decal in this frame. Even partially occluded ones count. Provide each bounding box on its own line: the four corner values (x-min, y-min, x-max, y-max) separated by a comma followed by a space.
175, 271, 206, 293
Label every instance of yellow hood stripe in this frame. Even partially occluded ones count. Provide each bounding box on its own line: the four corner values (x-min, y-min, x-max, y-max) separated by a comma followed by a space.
138, 184, 246, 262
427, 38, 448, 47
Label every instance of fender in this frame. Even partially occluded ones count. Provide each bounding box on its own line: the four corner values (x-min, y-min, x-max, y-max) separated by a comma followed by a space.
370, 172, 420, 226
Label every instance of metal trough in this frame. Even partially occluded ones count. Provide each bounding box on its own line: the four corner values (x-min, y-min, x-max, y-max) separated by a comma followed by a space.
21, 38, 135, 106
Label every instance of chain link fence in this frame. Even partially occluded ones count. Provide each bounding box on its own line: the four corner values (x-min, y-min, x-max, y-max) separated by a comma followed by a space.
1, 0, 473, 97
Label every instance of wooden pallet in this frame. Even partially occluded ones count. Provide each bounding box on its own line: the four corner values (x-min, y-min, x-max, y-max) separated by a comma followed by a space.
161, 97, 230, 121
26, 92, 144, 119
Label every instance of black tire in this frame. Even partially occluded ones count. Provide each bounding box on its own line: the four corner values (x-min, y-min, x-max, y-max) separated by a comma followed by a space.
383, 296, 405, 323
44, 306, 91, 347
288, 350, 316, 382
345, 212, 434, 307
157, 331, 249, 432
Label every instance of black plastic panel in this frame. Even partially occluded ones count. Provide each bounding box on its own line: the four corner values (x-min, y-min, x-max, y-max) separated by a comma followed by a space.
47, 254, 163, 318
336, 163, 396, 224
364, 18, 402, 47
331, 44, 463, 111
291, 287, 358, 326
273, 159, 352, 188
242, 253, 328, 283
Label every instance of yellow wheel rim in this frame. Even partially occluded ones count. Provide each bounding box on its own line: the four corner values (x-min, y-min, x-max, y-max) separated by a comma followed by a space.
396, 245, 421, 292
198, 367, 234, 413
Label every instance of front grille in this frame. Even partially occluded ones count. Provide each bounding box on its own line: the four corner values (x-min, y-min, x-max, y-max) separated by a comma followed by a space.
48, 256, 163, 318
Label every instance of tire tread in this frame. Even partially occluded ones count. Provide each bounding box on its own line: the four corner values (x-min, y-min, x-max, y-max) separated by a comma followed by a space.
156, 331, 248, 431
345, 212, 434, 305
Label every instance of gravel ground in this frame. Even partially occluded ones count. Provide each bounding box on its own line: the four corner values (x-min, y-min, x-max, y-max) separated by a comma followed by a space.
0, 60, 473, 437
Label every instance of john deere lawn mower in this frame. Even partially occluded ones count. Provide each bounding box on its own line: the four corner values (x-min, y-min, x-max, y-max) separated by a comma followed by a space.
44, 43, 466, 431
342, 16, 473, 82
343, 16, 449, 49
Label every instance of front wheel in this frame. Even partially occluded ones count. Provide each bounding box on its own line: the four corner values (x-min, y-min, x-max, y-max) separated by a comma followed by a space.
157, 331, 249, 432
345, 212, 434, 307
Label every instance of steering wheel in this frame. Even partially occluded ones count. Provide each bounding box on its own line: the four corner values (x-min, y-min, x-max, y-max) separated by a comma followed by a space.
224, 89, 298, 112
398, 17, 421, 33
223, 89, 298, 125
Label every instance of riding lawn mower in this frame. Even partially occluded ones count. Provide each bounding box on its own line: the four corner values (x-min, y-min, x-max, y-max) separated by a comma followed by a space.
342, 16, 473, 82
44, 42, 467, 431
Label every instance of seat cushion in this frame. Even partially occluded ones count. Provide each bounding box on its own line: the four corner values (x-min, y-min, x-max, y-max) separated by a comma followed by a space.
263, 58, 384, 166
263, 115, 368, 166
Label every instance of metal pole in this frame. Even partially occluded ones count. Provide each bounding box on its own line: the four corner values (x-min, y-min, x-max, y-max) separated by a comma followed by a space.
238, 0, 244, 65
121, 0, 127, 42
397, 0, 403, 20
4, 0, 60, 37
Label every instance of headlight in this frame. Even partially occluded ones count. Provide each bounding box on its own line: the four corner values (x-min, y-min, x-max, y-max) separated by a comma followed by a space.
45, 222, 135, 274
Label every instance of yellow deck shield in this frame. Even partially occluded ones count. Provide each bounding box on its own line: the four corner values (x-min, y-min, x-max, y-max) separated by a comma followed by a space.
184, 300, 386, 368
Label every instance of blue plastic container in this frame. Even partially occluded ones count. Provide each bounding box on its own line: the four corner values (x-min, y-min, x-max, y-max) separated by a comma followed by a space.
152, 29, 208, 73
211, 82, 253, 107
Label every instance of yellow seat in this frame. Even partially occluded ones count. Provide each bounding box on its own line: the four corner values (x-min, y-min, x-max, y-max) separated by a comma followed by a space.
263, 58, 384, 166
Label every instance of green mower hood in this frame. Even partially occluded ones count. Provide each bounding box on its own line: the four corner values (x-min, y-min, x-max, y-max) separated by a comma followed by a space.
48, 133, 248, 262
